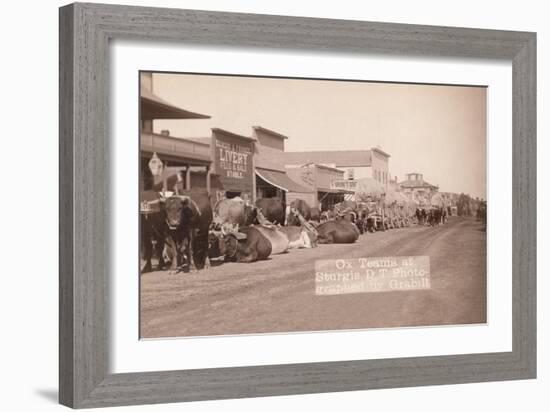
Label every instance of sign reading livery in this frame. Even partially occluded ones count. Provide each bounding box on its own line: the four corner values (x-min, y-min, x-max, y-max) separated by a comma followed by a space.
212, 128, 255, 196
216, 140, 251, 179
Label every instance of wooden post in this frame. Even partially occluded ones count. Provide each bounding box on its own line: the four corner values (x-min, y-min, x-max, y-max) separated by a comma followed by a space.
313, 165, 319, 210
185, 164, 191, 190
206, 164, 211, 194
251, 144, 257, 203
381, 194, 386, 231
162, 161, 168, 195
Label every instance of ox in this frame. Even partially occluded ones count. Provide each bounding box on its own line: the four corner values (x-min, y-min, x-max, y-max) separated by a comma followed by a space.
140, 190, 165, 273
428, 207, 443, 227
254, 226, 291, 255
333, 202, 363, 233
209, 226, 280, 263
286, 199, 311, 226
255, 197, 285, 225
162, 191, 213, 273
316, 219, 360, 244
212, 197, 256, 231
208, 208, 291, 263
162, 196, 188, 273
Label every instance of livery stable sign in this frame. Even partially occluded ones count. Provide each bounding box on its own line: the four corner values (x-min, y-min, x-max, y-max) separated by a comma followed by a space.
212, 130, 254, 195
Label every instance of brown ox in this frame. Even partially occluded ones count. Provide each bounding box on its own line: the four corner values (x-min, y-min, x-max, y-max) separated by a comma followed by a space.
212, 197, 256, 231
316, 219, 359, 244
162, 191, 213, 273
255, 197, 286, 225
286, 199, 311, 226
208, 226, 273, 263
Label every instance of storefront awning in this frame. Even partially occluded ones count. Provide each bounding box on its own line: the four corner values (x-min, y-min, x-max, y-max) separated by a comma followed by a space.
318, 188, 355, 195
141, 88, 210, 120
256, 169, 310, 193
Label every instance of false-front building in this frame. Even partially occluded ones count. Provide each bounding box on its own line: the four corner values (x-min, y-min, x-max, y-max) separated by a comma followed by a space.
398, 172, 439, 204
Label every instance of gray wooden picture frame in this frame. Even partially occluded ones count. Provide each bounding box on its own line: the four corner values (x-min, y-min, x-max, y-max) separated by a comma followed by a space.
59, 2, 536, 409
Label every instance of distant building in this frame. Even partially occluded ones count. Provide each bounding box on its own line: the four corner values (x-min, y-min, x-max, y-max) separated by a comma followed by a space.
285, 163, 350, 211
398, 172, 438, 204
252, 126, 310, 202
283, 146, 391, 189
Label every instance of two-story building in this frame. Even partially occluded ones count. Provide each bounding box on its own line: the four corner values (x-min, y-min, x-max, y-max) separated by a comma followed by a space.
398, 172, 439, 205
283, 146, 391, 190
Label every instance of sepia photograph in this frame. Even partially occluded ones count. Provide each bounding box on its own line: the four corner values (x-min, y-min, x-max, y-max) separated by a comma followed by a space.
139, 71, 487, 339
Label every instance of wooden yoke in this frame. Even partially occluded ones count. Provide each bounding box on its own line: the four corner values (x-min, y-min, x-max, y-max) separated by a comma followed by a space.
290, 207, 319, 237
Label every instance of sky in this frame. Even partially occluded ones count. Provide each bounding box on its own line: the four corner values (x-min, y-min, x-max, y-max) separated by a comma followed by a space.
151, 72, 487, 199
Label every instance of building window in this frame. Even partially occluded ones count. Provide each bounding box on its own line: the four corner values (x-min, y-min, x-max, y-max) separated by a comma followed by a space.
347, 168, 355, 180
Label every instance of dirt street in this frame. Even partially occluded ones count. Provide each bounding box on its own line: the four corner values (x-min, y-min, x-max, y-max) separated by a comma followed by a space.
140, 217, 486, 338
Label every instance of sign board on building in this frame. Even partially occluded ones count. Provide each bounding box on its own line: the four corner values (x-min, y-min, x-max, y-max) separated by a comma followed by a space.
331, 179, 358, 191
212, 131, 254, 195
300, 165, 316, 187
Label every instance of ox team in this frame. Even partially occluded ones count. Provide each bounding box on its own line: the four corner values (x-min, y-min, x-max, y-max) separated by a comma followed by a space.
140, 190, 451, 273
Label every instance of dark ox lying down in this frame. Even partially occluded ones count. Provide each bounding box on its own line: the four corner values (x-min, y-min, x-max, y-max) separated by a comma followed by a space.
209, 224, 290, 263
316, 219, 360, 244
